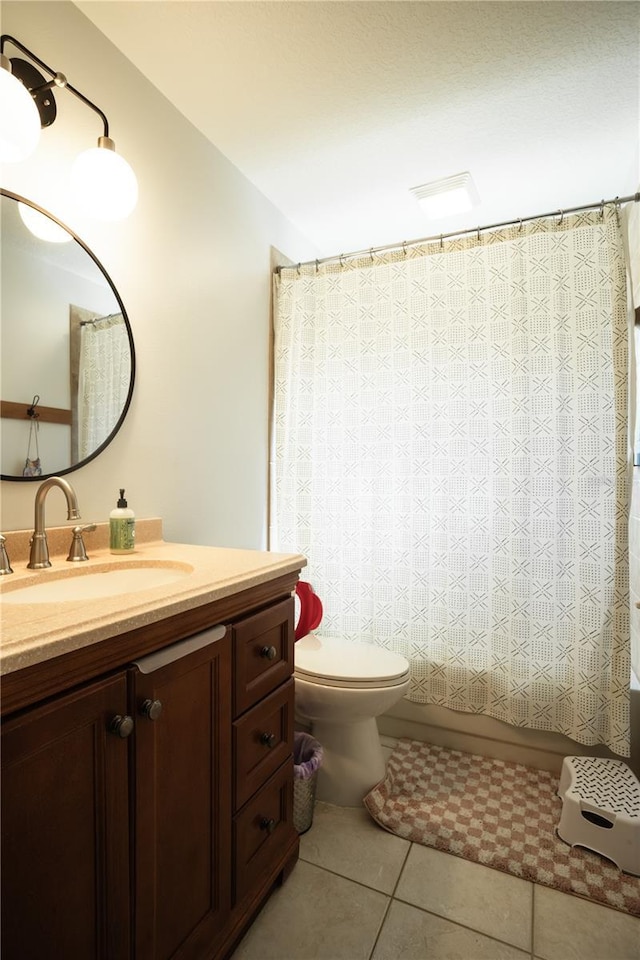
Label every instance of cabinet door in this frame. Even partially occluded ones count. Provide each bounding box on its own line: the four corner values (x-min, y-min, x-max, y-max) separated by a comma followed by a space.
133, 626, 231, 960
1, 672, 131, 960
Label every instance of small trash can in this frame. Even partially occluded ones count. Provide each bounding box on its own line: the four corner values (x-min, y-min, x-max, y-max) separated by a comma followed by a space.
293, 731, 323, 834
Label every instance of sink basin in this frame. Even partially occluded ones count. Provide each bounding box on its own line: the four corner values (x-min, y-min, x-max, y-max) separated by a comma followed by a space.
2, 562, 194, 604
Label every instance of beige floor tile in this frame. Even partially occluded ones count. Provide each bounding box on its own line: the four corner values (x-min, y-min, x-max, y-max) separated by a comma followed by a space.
372, 899, 530, 960
230, 859, 389, 960
395, 844, 533, 952
533, 885, 640, 960
299, 801, 410, 894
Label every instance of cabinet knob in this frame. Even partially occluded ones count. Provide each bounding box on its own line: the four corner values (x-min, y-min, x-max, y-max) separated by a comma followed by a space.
260, 732, 276, 748
260, 817, 276, 834
140, 699, 163, 721
109, 714, 134, 738
260, 645, 277, 660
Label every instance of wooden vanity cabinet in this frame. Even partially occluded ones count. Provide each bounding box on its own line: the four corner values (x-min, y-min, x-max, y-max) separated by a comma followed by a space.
0, 578, 300, 960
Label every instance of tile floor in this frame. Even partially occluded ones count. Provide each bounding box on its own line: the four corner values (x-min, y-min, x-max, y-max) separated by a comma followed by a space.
231, 747, 640, 960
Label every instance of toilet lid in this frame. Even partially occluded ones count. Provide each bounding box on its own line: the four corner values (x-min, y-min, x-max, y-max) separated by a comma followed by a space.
294, 634, 410, 689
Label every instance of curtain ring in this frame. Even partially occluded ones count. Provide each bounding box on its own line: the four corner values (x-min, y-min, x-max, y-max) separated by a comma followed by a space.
339, 253, 345, 268
402, 240, 407, 257
440, 234, 443, 250
296, 263, 301, 276
558, 210, 564, 224
518, 218, 523, 232
369, 248, 374, 262
476, 227, 481, 241
600, 199, 605, 219
315, 259, 319, 274
614, 196, 621, 224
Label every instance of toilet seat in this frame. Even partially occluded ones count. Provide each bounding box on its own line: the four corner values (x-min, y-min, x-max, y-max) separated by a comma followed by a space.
294, 634, 410, 689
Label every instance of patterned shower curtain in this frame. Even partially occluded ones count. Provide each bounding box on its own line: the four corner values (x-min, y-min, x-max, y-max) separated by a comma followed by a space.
78, 314, 130, 459
271, 208, 631, 756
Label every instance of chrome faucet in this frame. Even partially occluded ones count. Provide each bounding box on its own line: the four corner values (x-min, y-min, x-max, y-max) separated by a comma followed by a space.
28, 477, 81, 569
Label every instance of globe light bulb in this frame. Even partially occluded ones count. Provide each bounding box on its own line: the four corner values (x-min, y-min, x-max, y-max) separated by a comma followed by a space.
18, 202, 72, 243
0, 56, 41, 162
71, 136, 138, 221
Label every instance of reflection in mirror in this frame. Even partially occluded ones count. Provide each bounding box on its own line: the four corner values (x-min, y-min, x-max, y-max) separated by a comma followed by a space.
0, 190, 135, 480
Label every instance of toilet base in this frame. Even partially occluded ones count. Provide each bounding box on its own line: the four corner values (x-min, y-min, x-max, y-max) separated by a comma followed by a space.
311, 717, 386, 806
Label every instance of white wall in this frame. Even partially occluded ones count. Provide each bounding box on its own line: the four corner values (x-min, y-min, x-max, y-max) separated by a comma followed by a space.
0, 0, 317, 547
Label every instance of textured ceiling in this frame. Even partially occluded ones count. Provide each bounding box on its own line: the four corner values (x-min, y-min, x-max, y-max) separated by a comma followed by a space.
76, 1, 639, 256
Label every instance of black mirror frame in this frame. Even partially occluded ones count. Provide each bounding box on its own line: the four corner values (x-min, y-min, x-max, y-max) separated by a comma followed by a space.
1, 188, 136, 481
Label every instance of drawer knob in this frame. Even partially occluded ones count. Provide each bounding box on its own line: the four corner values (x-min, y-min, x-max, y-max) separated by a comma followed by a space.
260, 732, 277, 748
109, 714, 134, 738
260, 645, 277, 660
260, 817, 276, 834
140, 698, 163, 721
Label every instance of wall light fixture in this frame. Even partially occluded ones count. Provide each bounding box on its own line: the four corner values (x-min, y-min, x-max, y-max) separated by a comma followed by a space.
410, 172, 479, 220
0, 34, 138, 221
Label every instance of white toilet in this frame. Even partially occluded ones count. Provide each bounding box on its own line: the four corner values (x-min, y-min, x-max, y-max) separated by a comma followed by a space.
294, 633, 411, 806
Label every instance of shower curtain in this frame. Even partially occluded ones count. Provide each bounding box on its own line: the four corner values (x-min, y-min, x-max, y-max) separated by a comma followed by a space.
271, 208, 631, 756
78, 314, 130, 459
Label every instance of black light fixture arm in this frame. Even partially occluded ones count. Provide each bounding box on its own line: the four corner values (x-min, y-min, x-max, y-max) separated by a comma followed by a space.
1, 34, 109, 137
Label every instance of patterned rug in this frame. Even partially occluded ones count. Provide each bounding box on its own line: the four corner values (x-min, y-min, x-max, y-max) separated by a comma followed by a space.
364, 739, 640, 917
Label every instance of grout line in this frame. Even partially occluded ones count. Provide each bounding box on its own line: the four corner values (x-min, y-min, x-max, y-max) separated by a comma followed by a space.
367, 896, 393, 960
391, 891, 532, 957
530, 882, 536, 960
389, 839, 413, 899
367, 841, 414, 960
296, 854, 398, 899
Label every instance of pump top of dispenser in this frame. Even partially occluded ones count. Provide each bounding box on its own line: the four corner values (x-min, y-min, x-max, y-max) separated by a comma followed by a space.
117, 489, 127, 508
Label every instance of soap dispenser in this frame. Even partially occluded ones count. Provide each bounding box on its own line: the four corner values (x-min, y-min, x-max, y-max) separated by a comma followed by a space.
110, 489, 135, 553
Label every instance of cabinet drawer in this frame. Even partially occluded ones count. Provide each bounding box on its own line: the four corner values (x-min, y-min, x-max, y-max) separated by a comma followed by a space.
233, 760, 295, 905
233, 679, 294, 810
233, 598, 294, 715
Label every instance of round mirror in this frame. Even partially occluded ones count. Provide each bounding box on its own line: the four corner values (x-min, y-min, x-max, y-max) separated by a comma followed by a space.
0, 189, 135, 480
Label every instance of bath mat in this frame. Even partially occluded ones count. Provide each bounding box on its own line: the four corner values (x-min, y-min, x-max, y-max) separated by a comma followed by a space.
364, 739, 640, 918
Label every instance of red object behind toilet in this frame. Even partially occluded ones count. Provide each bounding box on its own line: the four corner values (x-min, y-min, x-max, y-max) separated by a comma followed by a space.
294, 581, 323, 640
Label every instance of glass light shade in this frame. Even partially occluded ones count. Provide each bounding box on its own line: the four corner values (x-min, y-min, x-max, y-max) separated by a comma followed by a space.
0, 64, 41, 162
18, 202, 72, 243
71, 141, 138, 221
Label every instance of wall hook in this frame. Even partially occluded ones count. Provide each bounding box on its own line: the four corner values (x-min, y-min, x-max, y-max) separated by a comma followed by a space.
26, 394, 40, 419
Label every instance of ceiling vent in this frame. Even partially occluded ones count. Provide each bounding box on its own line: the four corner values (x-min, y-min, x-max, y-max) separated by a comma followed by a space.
410, 172, 479, 219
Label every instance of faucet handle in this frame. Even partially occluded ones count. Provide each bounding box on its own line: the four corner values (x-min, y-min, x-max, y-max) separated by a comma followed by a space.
67, 523, 96, 563
0, 534, 13, 575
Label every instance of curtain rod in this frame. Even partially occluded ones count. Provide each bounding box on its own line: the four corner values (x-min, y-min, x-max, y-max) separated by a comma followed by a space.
275, 192, 640, 275
80, 312, 121, 326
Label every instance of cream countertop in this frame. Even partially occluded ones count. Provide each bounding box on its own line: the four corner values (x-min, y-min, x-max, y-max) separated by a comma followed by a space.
0, 518, 306, 676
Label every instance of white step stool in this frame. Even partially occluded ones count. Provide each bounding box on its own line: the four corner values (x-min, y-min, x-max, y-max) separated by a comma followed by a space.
557, 756, 640, 876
